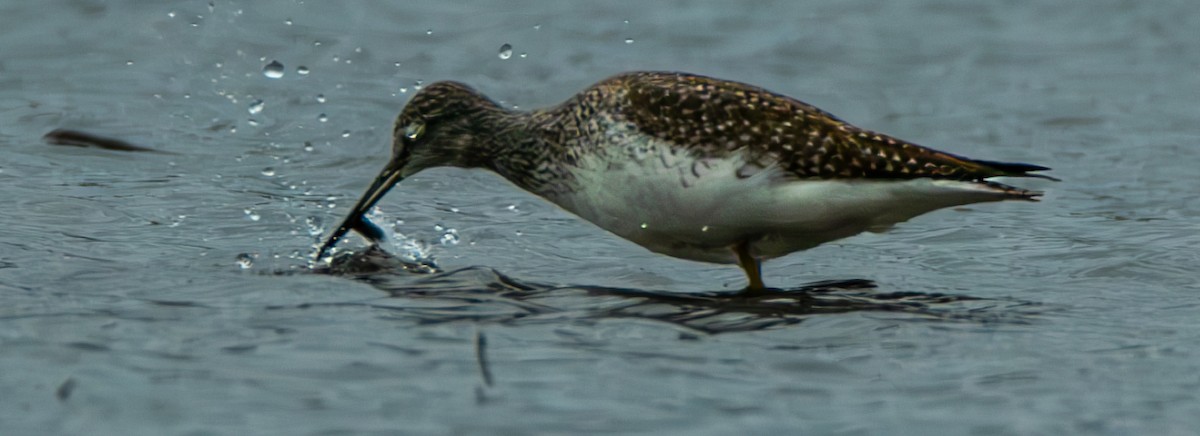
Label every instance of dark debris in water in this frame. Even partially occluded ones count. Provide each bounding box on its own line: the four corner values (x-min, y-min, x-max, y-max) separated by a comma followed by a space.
42, 128, 171, 153
56, 377, 77, 402
306, 247, 1042, 334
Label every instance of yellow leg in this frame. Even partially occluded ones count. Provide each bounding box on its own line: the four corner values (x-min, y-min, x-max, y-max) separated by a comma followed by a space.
733, 241, 765, 293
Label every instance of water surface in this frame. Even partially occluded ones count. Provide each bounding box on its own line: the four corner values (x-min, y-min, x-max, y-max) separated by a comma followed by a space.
2, 1, 1198, 434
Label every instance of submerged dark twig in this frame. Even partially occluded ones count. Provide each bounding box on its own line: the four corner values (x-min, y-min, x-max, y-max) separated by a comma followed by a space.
475, 328, 494, 388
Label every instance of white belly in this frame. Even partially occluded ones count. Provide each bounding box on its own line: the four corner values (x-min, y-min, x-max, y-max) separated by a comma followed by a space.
541, 142, 1017, 264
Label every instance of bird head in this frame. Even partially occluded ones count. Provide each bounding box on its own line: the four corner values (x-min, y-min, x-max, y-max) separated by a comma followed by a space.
315, 81, 502, 260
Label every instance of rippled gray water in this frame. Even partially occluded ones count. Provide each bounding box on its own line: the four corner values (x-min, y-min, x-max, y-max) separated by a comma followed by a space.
3, 1, 1198, 434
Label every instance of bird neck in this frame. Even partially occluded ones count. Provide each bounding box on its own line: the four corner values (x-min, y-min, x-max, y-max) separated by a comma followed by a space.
426, 91, 587, 195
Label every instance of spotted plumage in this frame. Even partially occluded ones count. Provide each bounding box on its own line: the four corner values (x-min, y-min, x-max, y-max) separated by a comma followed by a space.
318, 71, 1055, 292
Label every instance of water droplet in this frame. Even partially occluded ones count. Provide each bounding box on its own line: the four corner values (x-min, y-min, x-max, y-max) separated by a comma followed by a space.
304, 216, 323, 236
701, 225, 710, 232
296, 66, 309, 75
244, 209, 261, 221
433, 224, 445, 232
261, 167, 276, 176
247, 99, 264, 114
125, 60, 134, 66
315, 94, 326, 103
313, 40, 322, 47
425, 29, 433, 35
393, 237, 434, 265
519, 52, 528, 59
623, 19, 630, 24
235, 253, 254, 269
624, 38, 634, 44
440, 228, 460, 245
167, 11, 176, 18
341, 130, 350, 138
533, 24, 541, 30
303, 141, 314, 152
247, 119, 259, 126
284, 18, 293, 25
398, 87, 408, 94
507, 204, 519, 212
317, 113, 328, 122
498, 43, 513, 59
262, 60, 285, 78
640, 223, 649, 229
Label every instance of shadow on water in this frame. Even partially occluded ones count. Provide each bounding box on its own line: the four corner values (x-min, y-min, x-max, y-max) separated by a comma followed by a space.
307, 246, 1042, 335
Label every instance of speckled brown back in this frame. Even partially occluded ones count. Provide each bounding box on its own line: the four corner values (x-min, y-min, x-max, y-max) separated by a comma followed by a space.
611, 71, 1029, 181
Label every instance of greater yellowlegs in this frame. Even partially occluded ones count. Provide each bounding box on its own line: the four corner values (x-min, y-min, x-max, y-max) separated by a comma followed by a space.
316, 71, 1055, 292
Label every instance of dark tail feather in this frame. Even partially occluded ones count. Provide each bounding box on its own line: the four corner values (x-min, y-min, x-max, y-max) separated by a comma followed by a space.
973, 159, 1061, 181
980, 180, 1044, 201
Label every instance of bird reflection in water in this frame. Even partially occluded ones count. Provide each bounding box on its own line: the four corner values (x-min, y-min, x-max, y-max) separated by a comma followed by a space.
311, 246, 1038, 335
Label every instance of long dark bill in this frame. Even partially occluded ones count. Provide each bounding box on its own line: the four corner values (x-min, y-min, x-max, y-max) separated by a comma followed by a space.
315, 161, 405, 260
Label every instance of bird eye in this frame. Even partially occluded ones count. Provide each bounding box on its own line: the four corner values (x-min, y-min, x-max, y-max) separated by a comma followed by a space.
404, 122, 425, 140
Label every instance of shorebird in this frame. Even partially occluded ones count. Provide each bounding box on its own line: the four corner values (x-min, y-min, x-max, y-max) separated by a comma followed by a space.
315, 71, 1054, 292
